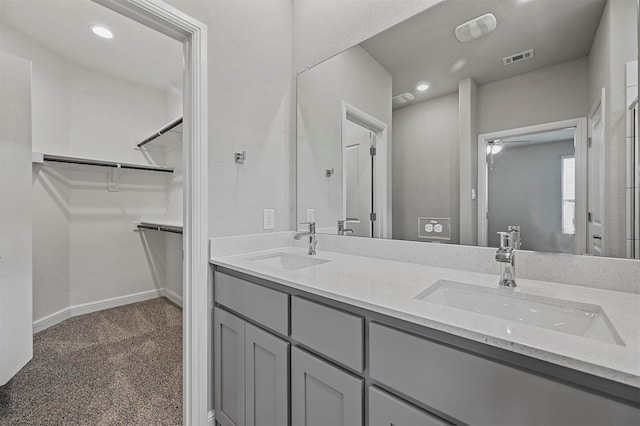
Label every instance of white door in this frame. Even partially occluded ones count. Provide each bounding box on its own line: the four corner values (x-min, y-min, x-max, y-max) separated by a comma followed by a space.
343, 119, 374, 237
0, 54, 33, 385
587, 94, 605, 256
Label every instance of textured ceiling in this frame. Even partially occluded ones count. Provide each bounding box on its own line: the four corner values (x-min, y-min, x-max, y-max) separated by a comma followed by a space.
361, 0, 607, 108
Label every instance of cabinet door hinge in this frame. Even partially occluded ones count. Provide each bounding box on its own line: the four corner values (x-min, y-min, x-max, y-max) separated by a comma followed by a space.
370, 146, 377, 156
588, 137, 592, 147
370, 212, 377, 221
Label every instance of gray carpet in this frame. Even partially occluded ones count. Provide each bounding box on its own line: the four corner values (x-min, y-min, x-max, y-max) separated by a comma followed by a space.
0, 297, 182, 425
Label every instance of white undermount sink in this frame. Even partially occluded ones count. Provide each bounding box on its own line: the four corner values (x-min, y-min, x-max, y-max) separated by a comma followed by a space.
415, 280, 624, 346
249, 252, 330, 270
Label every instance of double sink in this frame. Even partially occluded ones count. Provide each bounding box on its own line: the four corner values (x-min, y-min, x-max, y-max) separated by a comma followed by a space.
248, 252, 623, 346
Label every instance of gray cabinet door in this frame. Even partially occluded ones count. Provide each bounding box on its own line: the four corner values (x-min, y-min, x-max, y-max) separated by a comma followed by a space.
368, 386, 449, 426
214, 308, 246, 426
291, 347, 363, 426
245, 323, 289, 426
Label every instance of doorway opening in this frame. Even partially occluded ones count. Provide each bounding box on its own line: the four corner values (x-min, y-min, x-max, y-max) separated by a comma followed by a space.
0, 0, 208, 423
478, 118, 588, 254
341, 102, 390, 238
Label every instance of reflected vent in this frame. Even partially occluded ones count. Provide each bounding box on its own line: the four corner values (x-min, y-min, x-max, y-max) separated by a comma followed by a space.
392, 92, 415, 105
503, 49, 534, 65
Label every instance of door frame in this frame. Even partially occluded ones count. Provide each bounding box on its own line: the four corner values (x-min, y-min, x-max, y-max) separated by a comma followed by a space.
588, 89, 607, 256
341, 101, 390, 238
477, 117, 588, 253
94, 1, 208, 424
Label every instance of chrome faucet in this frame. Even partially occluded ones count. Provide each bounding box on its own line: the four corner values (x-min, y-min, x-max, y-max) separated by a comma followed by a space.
495, 226, 520, 288
294, 222, 317, 255
337, 218, 356, 236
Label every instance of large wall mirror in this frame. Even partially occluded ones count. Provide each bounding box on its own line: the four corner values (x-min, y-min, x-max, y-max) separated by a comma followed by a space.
297, 0, 639, 259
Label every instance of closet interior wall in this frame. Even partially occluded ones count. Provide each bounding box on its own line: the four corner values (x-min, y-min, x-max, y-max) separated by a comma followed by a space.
0, 22, 183, 329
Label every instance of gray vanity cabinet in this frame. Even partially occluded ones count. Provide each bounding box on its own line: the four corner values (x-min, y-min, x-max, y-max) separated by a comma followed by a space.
368, 386, 449, 426
213, 268, 639, 426
214, 307, 289, 426
291, 346, 363, 426
369, 322, 640, 426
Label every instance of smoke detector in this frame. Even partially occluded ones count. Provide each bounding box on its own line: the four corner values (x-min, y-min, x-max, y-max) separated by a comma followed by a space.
392, 92, 415, 105
455, 13, 497, 43
502, 49, 535, 65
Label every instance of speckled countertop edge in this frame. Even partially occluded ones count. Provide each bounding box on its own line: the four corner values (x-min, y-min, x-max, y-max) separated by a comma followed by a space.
211, 247, 640, 388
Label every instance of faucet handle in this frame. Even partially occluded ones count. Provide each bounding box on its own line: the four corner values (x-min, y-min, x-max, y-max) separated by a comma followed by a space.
497, 231, 511, 249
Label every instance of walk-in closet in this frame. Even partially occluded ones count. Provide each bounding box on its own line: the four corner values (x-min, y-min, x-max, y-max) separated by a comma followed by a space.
1, 0, 186, 422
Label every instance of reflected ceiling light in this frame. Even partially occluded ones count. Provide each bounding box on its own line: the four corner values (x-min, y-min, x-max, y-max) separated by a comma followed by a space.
89, 25, 114, 39
455, 13, 497, 43
416, 83, 429, 91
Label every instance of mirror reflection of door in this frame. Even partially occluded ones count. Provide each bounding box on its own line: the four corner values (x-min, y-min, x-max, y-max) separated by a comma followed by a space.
588, 95, 605, 256
486, 128, 577, 254
344, 119, 374, 237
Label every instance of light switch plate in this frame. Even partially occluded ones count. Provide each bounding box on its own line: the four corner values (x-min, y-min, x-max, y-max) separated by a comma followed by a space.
418, 217, 451, 240
306, 209, 315, 223
263, 209, 275, 230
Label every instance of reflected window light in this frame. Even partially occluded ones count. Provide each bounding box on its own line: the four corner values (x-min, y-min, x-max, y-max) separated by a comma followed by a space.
487, 144, 502, 155
449, 58, 467, 74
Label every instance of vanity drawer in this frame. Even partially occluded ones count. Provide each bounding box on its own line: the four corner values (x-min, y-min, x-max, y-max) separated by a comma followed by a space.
291, 296, 364, 372
214, 272, 289, 336
368, 386, 449, 426
369, 323, 640, 426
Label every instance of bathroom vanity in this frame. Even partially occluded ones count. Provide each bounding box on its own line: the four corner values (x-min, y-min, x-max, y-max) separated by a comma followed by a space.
211, 245, 640, 426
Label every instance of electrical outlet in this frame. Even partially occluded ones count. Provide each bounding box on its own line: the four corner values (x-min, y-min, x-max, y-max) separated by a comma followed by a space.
306, 209, 315, 223
263, 209, 275, 230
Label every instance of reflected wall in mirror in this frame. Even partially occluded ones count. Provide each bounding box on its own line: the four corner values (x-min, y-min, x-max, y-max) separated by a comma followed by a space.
297, 0, 639, 258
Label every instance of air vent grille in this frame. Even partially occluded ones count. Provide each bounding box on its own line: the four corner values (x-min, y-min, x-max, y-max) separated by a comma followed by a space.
392, 92, 415, 105
502, 49, 534, 66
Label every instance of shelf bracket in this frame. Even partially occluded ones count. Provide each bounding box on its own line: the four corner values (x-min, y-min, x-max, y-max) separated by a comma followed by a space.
108, 164, 121, 192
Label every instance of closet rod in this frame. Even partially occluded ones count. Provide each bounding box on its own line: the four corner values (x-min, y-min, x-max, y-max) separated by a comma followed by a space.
137, 224, 183, 234
42, 154, 174, 174
137, 117, 183, 148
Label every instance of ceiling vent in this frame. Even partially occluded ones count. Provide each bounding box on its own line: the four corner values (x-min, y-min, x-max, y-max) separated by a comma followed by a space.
502, 49, 535, 66
455, 13, 497, 43
392, 92, 415, 105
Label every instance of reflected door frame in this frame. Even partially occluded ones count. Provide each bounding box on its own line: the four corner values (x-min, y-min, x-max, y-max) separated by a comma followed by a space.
587, 90, 607, 256
341, 102, 390, 238
477, 117, 588, 254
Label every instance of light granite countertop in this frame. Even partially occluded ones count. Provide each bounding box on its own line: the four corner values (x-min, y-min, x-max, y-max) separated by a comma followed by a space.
210, 246, 640, 388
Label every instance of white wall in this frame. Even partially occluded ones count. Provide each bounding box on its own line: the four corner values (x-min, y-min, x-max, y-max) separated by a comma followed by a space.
0, 23, 181, 321
477, 57, 590, 134
589, 0, 638, 257
297, 45, 392, 230
163, 0, 293, 238
392, 92, 459, 242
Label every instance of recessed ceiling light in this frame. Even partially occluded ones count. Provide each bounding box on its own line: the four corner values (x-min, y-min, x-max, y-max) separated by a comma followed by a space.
417, 84, 429, 91
89, 25, 114, 39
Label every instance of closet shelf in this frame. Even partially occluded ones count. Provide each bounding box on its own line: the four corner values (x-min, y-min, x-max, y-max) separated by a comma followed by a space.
136, 116, 183, 152
35, 153, 174, 174
137, 220, 183, 235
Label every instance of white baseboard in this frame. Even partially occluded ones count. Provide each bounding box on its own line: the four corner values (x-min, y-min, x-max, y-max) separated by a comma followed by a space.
33, 308, 72, 334
208, 410, 215, 426
32, 288, 174, 334
161, 287, 183, 307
